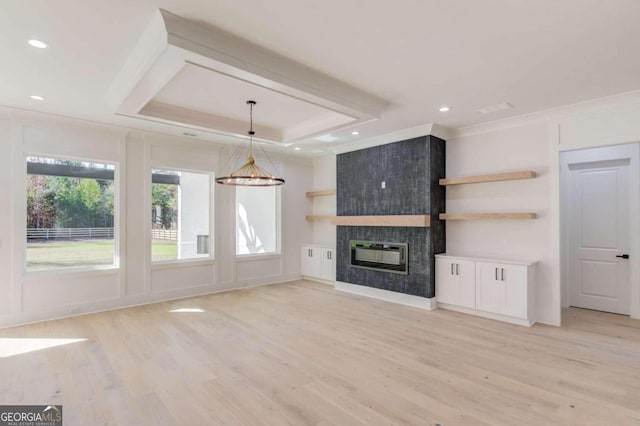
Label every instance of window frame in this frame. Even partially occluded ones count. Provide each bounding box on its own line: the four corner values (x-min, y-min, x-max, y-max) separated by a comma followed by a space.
22, 152, 121, 275
149, 165, 215, 266
235, 185, 282, 258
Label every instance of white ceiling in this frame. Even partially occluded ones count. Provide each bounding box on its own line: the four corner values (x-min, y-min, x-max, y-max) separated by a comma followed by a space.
137, 61, 357, 144
1, 0, 640, 154
152, 64, 351, 133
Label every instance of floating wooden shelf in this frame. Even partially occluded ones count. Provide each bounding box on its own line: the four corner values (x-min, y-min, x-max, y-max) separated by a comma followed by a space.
305, 215, 335, 222
439, 213, 537, 220
439, 170, 536, 186
332, 215, 431, 227
306, 189, 336, 197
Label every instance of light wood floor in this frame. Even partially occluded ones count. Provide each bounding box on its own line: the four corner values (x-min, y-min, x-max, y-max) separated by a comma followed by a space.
1, 280, 640, 425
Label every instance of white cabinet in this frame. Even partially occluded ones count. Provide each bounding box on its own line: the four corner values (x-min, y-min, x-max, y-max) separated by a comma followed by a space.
435, 254, 536, 326
319, 247, 335, 281
476, 262, 530, 319
301, 246, 321, 278
301, 245, 335, 282
475, 262, 507, 315
435, 257, 475, 308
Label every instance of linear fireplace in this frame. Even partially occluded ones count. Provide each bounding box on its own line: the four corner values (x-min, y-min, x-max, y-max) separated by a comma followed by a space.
350, 241, 408, 275
336, 135, 445, 298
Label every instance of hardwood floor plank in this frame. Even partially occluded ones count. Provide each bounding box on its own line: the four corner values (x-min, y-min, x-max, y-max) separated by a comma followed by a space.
1, 280, 640, 425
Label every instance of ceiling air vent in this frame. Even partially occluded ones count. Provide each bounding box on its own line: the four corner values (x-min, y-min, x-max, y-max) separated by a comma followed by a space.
476, 102, 513, 115
313, 134, 339, 142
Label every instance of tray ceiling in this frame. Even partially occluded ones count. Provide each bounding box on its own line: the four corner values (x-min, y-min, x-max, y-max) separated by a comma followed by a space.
109, 9, 387, 144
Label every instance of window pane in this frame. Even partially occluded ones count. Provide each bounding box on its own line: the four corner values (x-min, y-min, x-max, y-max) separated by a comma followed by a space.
236, 186, 277, 255
26, 157, 116, 271
151, 169, 211, 262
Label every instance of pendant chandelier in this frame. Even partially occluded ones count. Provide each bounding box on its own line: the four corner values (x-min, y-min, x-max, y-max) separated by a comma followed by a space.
216, 100, 285, 186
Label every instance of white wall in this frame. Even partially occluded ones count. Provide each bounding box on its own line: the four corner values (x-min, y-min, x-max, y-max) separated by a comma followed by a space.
236, 186, 277, 254
447, 90, 640, 326
0, 108, 312, 327
446, 122, 554, 325
0, 113, 15, 315
312, 91, 640, 326
311, 154, 336, 247
6, 93, 640, 328
553, 93, 640, 320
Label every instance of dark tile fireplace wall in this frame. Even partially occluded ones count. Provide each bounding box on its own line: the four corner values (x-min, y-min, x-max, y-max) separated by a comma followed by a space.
336, 136, 446, 298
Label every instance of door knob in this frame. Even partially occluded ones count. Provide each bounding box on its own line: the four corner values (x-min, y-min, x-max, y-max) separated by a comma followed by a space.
616, 254, 630, 259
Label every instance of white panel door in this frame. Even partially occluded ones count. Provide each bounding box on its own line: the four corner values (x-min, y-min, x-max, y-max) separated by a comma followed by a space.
436, 258, 459, 305
568, 160, 631, 315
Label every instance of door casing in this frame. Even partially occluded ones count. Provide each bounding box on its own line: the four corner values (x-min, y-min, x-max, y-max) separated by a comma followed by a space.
560, 143, 640, 316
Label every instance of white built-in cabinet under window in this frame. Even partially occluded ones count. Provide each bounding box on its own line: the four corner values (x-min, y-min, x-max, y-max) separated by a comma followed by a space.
151, 168, 213, 262
236, 186, 280, 255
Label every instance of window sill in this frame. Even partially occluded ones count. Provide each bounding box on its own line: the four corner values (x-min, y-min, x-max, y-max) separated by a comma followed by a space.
151, 258, 215, 270
235, 253, 281, 262
23, 265, 120, 279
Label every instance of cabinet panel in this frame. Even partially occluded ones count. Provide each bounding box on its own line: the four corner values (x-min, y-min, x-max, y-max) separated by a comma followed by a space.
320, 248, 336, 281
504, 265, 528, 318
476, 262, 507, 315
436, 259, 475, 308
301, 246, 321, 278
436, 258, 459, 305
457, 260, 476, 309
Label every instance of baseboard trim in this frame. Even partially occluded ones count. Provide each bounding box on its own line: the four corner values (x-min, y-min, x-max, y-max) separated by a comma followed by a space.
0, 277, 300, 329
437, 302, 535, 327
335, 281, 437, 310
302, 276, 335, 286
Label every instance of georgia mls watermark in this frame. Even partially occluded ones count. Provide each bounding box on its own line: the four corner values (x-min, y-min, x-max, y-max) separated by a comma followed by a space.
0, 405, 62, 426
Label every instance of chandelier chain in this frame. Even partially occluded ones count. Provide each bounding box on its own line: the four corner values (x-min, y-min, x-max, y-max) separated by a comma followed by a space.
248, 100, 255, 158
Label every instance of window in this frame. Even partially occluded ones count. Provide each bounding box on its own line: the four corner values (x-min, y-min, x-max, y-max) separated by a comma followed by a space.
26, 156, 116, 271
151, 169, 212, 262
236, 186, 279, 255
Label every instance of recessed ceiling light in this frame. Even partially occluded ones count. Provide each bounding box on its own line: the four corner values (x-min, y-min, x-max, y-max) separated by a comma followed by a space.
30, 95, 44, 101
439, 106, 450, 112
28, 39, 47, 49
294, 147, 301, 151
352, 131, 360, 135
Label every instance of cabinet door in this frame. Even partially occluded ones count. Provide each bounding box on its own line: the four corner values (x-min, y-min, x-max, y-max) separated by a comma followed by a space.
457, 260, 476, 309
503, 265, 528, 319
320, 248, 336, 281
436, 258, 459, 305
301, 246, 321, 278
475, 262, 507, 315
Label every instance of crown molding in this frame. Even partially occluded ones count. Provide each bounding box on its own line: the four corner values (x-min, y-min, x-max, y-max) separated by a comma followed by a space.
1, 105, 129, 138
331, 123, 449, 154
449, 89, 640, 139
107, 9, 389, 144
